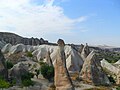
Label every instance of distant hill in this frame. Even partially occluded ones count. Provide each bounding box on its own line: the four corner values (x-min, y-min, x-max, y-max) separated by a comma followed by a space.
0, 32, 48, 45
90, 45, 120, 52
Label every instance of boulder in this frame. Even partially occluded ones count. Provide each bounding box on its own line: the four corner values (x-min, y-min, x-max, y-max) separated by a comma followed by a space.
54, 39, 74, 90
80, 51, 110, 85
2, 43, 12, 53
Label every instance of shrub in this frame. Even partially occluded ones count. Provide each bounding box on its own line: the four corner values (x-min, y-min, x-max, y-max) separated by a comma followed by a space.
6, 61, 13, 69
10, 78, 16, 86
26, 52, 33, 57
22, 79, 34, 87
0, 79, 10, 88
0, 75, 10, 88
40, 62, 54, 81
21, 72, 34, 87
39, 61, 45, 66
116, 86, 120, 90
21, 72, 34, 80
0, 75, 4, 80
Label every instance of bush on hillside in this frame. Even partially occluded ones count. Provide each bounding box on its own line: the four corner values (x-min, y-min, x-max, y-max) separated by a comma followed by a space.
0, 79, 10, 88
21, 72, 34, 80
21, 72, 34, 86
22, 79, 34, 87
26, 52, 33, 57
6, 61, 13, 69
116, 86, 120, 90
0, 75, 10, 88
40, 62, 54, 81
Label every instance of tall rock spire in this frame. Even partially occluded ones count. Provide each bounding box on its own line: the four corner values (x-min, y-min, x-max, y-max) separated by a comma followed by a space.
81, 43, 90, 61
54, 39, 74, 90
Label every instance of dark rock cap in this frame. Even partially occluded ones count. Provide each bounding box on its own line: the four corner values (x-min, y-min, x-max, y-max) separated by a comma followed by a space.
57, 39, 65, 46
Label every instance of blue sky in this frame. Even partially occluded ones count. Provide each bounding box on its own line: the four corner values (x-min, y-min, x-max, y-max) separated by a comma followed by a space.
0, 0, 120, 46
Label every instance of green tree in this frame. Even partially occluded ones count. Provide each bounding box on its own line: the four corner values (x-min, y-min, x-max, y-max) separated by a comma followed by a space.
116, 86, 120, 90
26, 52, 33, 57
21, 72, 34, 87
0, 75, 10, 88
6, 61, 13, 69
40, 62, 54, 81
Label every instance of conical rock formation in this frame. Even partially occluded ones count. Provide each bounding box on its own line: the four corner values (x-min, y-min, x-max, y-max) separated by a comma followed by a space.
79, 44, 84, 54
54, 39, 74, 90
81, 43, 90, 61
80, 51, 110, 85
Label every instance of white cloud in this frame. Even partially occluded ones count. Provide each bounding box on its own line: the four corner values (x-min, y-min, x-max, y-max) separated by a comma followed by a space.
80, 29, 88, 32
0, 0, 88, 37
76, 16, 88, 22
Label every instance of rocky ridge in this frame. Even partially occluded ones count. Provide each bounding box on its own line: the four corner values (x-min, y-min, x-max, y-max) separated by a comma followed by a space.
0, 32, 48, 46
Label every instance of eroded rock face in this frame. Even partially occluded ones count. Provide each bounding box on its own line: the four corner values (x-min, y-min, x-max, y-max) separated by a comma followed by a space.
115, 60, 120, 65
32, 45, 83, 72
9, 62, 29, 85
54, 39, 74, 90
116, 71, 120, 85
80, 51, 110, 85
81, 43, 90, 61
2, 43, 12, 53
3, 43, 83, 72
101, 59, 120, 76
101, 59, 120, 85
9, 44, 26, 54
0, 50, 8, 79
0, 41, 6, 49
45, 51, 53, 66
